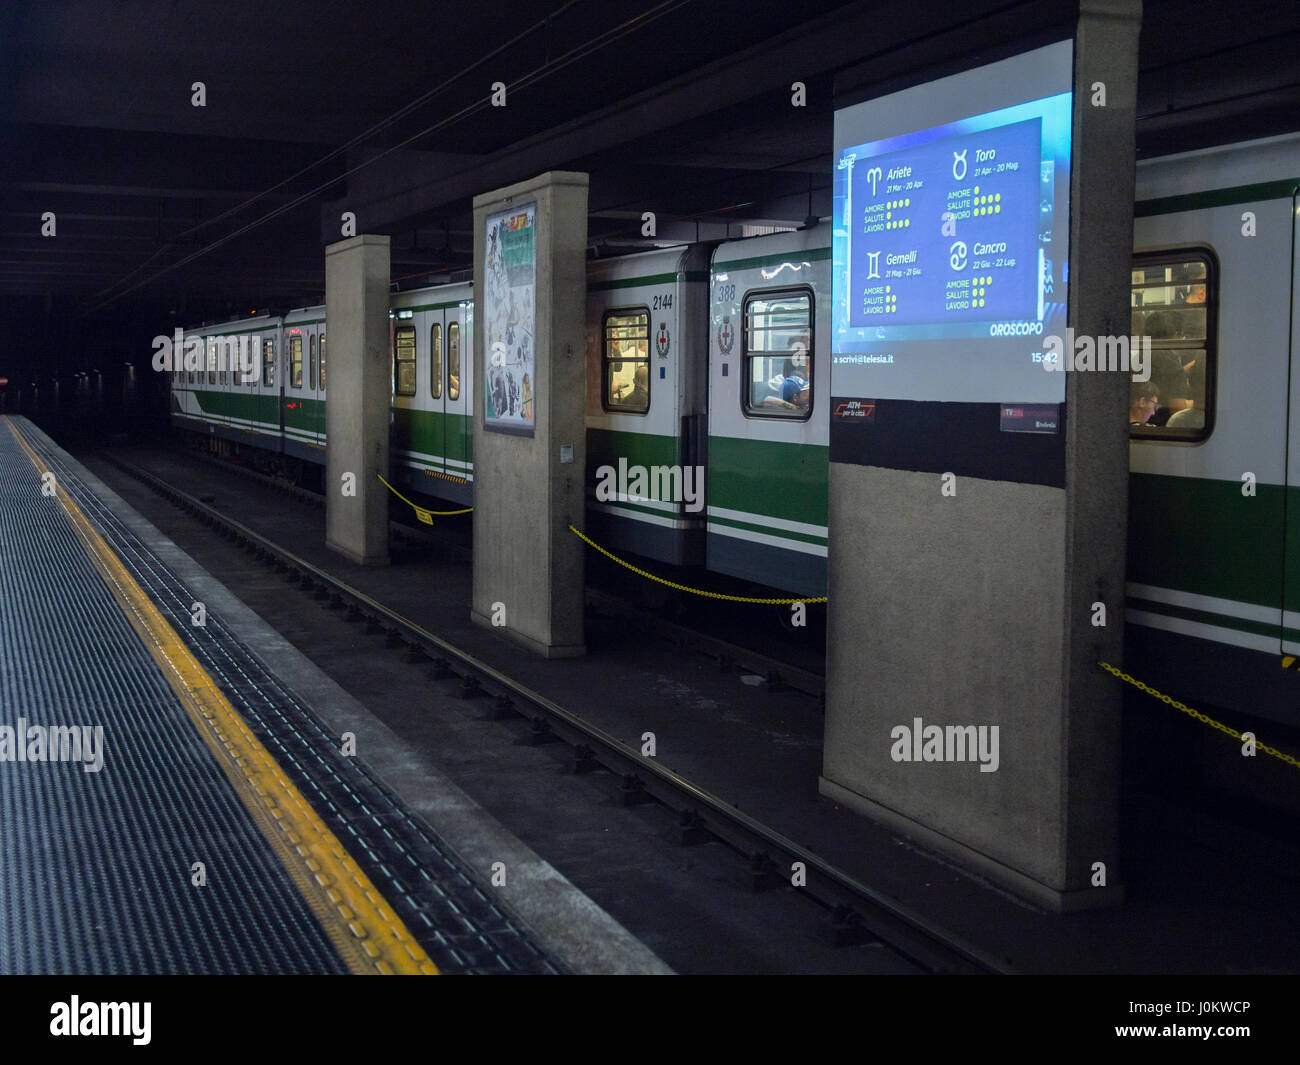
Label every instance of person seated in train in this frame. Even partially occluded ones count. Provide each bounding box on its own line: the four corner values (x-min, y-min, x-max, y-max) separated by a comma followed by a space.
1146, 350, 1194, 426
625, 364, 649, 410
779, 339, 811, 408
1141, 309, 1175, 339
1129, 381, 1160, 426
1165, 359, 1206, 430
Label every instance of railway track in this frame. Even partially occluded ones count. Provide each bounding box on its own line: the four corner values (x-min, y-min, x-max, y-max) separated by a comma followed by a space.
103, 450, 1010, 975
181, 445, 829, 698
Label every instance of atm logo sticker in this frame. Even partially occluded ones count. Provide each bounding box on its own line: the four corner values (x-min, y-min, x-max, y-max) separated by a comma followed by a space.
832, 399, 876, 422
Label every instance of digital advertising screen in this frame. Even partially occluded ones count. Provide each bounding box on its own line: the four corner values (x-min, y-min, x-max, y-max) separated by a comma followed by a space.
831, 40, 1073, 409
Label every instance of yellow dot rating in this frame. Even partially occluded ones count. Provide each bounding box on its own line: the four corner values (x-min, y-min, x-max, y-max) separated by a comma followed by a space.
884, 197, 913, 230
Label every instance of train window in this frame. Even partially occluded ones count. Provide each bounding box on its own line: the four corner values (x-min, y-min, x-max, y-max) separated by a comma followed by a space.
188, 339, 195, 385
602, 309, 650, 414
309, 334, 317, 391
742, 289, 812, 419
207, 338, 216, 385
448, 322, 461, 400
319, 334, 326, 389
263, 339, 275, 387
289, 335, 303, 389
1129, 251, 1215, 441
394, 324, 416, 396
430, 323, 443, 399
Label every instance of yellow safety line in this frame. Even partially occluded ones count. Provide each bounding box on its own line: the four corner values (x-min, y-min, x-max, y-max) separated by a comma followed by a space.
1099, 661, 1300, 770
377, 473, 472, 524
6, 418, 437, 975
568, 523, 827, 605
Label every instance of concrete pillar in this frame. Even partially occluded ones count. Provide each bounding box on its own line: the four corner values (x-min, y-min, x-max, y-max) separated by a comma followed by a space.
820, 3, 1141, 911
470, 172, 588, 657
324, 234, 391, 566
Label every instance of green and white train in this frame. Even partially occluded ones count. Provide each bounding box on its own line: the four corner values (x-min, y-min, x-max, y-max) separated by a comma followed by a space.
169, 129, 1300, 727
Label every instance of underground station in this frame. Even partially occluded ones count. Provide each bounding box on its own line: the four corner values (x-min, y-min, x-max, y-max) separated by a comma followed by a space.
0, 0, 1296, 1036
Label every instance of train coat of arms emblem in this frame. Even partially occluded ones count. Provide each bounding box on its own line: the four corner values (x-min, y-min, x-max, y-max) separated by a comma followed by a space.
718, 317, 734, 356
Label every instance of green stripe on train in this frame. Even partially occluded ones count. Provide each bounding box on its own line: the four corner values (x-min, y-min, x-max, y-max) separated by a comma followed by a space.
1134, 177, 1300, 218
392, 406, 473, 466
192, 388, 285, 433
707, 434, 828, 528
587, 427, 680, 471
1128, 472, 1286, 610
714, 247, 832, 273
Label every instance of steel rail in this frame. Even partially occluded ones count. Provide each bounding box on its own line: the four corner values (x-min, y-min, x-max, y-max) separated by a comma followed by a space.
103, 450, 1012, 975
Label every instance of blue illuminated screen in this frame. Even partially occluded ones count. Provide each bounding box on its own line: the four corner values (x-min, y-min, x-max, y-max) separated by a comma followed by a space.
831, 41, 1073, 404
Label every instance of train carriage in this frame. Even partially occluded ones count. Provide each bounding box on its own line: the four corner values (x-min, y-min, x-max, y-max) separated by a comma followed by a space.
389, 282, 474, 506
171, 314, 284, 449
707, 227, 831, 596
1125, 131, 1300, 728
584, 245, 711, 566
162, 131, 1300, 740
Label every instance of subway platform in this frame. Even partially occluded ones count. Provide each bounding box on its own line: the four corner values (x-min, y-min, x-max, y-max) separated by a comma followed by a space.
0, 415, 666, 975
78, 437, 1300, 975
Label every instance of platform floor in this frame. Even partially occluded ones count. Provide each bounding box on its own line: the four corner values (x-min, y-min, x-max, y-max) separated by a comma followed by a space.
0, 417, 666, 975
80, 437, 1300, 974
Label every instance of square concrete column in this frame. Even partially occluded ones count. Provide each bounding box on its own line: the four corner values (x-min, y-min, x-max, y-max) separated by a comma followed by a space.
821, 2, 1141, 911
470, 172, 588, 657
325, 234, 391, 566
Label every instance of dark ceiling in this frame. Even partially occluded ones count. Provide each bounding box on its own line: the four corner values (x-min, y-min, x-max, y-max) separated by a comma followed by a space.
1, 0, 1297, 377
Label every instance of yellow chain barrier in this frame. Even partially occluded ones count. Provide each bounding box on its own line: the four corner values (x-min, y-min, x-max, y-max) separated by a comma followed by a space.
569, 523, 826, 605
376, 473, 472, 525
1099, 661, 1300, 770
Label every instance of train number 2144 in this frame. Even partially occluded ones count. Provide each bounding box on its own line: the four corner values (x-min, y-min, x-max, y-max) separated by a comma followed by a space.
652, 293, 673, 310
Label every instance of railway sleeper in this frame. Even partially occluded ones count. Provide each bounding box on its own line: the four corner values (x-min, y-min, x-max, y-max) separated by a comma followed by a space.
572, 744, 599, 774
525, 716, 562, 746
620, 774, 653, 807
822, 905, 880, 949
746, 852, 779, 892
677, 810, 708, 846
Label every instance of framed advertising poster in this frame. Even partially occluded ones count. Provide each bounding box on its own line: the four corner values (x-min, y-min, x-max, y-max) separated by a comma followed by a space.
483, 202, 537, 435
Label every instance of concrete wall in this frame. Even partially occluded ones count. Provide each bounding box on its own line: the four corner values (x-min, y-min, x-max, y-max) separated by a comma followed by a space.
821, 1, 1141, 910
324, 234, 391, 566
470, 172, 588, 657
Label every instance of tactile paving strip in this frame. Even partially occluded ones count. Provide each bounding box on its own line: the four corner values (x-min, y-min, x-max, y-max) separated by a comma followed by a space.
0, 424, 349, 974
15, 424, 561, 975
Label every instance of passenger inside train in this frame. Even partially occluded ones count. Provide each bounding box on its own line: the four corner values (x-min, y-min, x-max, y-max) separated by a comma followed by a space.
1129, 255, 1211, 435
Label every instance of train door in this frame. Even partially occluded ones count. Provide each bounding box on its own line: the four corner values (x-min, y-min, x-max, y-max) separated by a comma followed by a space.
444, 308, 470, 482
285, 328, 308, 454
307, 328, 322, 446
392, 313, 418, 473
1129, 207, 1291, 660
1283, 190, 1300, 657
425, 311, 446, 474
257, 335, 279, 438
